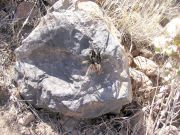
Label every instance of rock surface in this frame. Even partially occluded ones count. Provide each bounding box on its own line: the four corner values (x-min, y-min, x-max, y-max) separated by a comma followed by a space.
133, 56, 158, 76
129, 68, 153, 90
153, 17, 180, 56
165, 18, 180, 39
15, 0, 132, 118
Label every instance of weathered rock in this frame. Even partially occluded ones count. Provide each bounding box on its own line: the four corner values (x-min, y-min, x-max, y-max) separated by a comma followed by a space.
133, 56, 158, 76
15, 2, 38, 19
165, 18, 180, 39
129, 68, 153, 90
15, 0, 132, 118
153, 18, 180, 56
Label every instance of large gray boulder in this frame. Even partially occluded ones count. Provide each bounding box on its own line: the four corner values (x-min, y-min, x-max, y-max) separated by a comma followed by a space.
15, 0, 132, 118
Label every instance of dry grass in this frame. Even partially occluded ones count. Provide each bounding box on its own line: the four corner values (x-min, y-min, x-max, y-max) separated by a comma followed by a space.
97, 0, 179, 43
95, 0, 180, 134
0, 0, 179, 135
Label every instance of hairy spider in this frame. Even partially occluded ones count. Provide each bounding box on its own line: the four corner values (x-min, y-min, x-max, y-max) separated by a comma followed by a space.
84, 49, 102, 76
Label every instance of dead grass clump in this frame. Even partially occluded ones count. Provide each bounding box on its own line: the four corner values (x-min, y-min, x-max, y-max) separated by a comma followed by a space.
97, 0, 179, 43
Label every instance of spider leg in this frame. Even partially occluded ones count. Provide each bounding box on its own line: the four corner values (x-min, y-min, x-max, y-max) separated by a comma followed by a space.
95, 63, 102, 75
85, 64, 93, 76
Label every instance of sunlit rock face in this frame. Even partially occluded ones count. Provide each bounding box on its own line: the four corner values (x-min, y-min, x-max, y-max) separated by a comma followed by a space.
15, 0, 132, 118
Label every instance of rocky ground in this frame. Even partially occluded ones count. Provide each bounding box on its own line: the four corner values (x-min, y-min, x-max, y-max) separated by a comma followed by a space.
0, 0, 180, 135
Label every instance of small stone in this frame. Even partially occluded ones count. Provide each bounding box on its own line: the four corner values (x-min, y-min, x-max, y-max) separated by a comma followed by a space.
0, 10, 7, 18
15, 2, 38, 19
18, 111, 35, 126
165, 18, 180, 39
129, 68, 153, 89
77, 1, 103, 17
133, 56, 158, 76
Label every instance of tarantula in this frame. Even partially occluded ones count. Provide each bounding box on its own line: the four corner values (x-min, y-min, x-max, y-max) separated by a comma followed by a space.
83, 49, 103, 76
